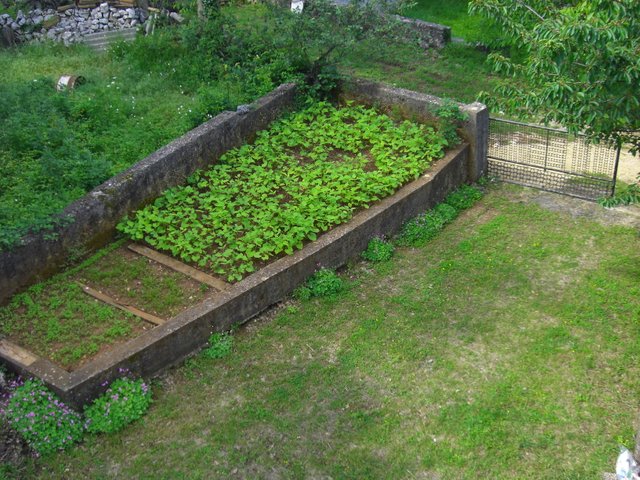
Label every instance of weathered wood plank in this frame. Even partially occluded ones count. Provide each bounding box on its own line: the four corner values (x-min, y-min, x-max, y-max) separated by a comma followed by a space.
0, 339, 38, 366
77, 283, 165, 326
128, 244, 230, 292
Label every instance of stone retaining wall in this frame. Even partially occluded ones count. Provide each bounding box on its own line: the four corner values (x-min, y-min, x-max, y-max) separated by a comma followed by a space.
397, 15, 451, 49
0, 3, 146, 45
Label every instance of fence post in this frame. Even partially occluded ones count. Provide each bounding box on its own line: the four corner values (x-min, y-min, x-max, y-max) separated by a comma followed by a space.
460, 102, 489, 182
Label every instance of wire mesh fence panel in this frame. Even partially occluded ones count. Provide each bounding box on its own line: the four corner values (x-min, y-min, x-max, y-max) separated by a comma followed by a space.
487, 118, 620, 201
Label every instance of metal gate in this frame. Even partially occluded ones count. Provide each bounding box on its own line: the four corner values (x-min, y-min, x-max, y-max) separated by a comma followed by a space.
487, 118, 621, 200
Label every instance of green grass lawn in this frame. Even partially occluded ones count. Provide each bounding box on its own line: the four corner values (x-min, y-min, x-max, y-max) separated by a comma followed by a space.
9, 183, 640, 479
404, 0, 503, 44
340, 40, 499, 104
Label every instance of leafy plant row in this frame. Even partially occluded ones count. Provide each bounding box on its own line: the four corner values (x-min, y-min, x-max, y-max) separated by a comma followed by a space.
118, 102, 449, 281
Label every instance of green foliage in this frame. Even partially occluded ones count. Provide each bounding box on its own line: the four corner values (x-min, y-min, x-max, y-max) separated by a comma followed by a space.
118, 102, 447, 281
84, 378, 152, 434
397, 185, 483, 246
362, 237, 395, 263
434, 99, 467, 147
203, 332, 234, 359
294, 268, 345, 300
444, 184, 484, 210
404, 0, 505, 44
470, 0, 640, 153
599, 179, 640, 208
0, 279, 137, 369
0, 78, 112, 250
3, 379, 84, 455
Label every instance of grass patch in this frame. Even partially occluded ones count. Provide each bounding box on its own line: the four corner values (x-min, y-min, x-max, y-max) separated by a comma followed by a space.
340, 40, 499, 104
75, 246, 210, 318
404, 0, 504, 44
0, 280, 143, 370
15, 184, 640, 478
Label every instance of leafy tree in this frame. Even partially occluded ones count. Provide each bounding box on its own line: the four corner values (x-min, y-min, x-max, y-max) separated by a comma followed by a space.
469, 0, 640, 153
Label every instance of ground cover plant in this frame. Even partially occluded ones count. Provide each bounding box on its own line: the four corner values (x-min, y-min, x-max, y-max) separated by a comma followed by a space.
294, 268, 346, 300
202, 332, 234, 360
1, 373, 152, 463
0, 242, 207, 370
118, 101, 449, 281
361, 237, 395, 262
12, 183, 640, 478
84, 377, 152, 435
2, 379, 84, 456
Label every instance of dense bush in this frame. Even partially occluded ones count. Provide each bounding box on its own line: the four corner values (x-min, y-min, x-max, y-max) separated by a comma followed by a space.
84, 378, 152, 434
2, 379, 84, 455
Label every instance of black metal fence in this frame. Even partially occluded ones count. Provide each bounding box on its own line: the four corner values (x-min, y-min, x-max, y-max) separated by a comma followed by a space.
487, 118, 620, 201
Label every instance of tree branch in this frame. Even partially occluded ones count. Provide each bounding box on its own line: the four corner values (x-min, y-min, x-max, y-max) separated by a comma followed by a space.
516, 0, 545, 22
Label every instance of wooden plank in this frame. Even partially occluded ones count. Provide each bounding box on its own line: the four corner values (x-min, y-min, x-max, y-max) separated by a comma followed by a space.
77, 283, 165, 326
0, 339, 38, 366
128, 244, 230, 292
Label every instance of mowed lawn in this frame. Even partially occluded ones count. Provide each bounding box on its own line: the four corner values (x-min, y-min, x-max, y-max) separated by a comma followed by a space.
17, 184, 640, 479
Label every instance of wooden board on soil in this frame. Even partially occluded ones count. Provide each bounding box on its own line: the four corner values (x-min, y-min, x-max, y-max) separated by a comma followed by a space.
0, 244, 214, 371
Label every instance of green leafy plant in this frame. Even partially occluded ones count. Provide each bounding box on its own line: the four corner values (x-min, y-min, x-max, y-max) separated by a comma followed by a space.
2, 379, 84, 455
118, 102, 447, 282
203, 332, 234, 359
362, 237, 395, 262
84, 377, 152, 434
599, 177, 640, 208
434, 99, 467, 147
294, 268, 345, 300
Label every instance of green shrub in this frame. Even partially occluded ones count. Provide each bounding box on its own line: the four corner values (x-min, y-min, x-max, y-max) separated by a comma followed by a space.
362, 237, 395, 262
203, 332, 234, 359
294, 269, 345, 300
3, 379, 84, 455
396, 210, 448, 247
84, 378, 152, 434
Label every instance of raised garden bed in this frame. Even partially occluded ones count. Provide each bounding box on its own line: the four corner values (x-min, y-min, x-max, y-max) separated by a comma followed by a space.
0, 80, 487, 407
1, 100, 449, 372
118, 101, 449, 282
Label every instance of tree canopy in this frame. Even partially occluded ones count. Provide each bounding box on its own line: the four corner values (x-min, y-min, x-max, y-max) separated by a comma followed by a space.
469, 0, 640, 153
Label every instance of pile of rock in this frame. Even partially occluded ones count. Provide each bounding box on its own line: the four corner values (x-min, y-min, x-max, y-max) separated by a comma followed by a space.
0, 3, 147, 46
